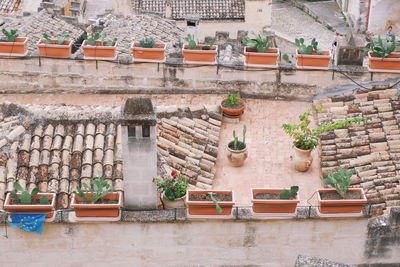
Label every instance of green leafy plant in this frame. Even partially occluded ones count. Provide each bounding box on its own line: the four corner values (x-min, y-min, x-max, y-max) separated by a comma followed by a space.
139, 37, 156, 48
242, 32, 271, 53
282, 108, 369, 150
2, 29, 19, 42
10, 182, 48, 205
42, 31, 70, 45
363, 35, 399, 59
282, 53, 291, 63
230, 125, 246, 150
322, 167, 354, 198
202, 37, 216, 50
224, 92, 241, 107
84, 33, 117, 46
279, 186, 299, 200
207, 192, 222, 214
154, 170, 189, 201
73, 178, 113, 204
295, 37, 322, 55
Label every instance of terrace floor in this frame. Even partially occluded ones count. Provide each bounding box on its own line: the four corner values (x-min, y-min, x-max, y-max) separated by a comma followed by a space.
0, 94, 323, 206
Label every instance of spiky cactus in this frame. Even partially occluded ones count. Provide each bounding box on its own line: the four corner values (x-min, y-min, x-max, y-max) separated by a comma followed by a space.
231, 125, 247, 150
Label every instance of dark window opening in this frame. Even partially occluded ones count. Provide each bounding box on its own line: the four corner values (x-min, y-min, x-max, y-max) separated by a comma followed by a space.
128, 126, 136, 137
142, 125, 150, 138
187, 21, 196, 27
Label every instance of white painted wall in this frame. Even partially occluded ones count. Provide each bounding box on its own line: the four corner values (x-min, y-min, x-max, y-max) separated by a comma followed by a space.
368, 0, 400, 35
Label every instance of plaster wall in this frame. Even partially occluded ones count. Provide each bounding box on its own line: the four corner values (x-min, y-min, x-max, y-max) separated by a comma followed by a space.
367, 0, 400, 35
112, 0, 132, 16
1, 218, 399, 266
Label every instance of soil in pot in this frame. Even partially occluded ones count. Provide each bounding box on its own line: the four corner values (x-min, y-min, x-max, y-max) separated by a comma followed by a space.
254, 192, 296, 200
189, 193, 232, 202
221, 101, 244, 111
75, 199, 119, 204
320, 191, 362, 200
10, 198, 51, 205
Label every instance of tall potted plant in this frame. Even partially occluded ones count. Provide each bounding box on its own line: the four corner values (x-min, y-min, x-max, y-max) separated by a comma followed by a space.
220, 92, 245, 118
186, 190, 235, 216
251, 186, 299, 214
4, 182, 56, 218
227, 125, 248, 167
182, 34, 217, 65
0, 29, 28, 57
318, 168, 367, 214
154, 170, 189, 209
295, 38, 331, 70
71, 178, 123, 218
36, 32, 72, 58
364, 35, 400, 73
242, 32, 279, 68
131, 37, 167, 63
282, 109, 367, 172
82, 33, 118, 60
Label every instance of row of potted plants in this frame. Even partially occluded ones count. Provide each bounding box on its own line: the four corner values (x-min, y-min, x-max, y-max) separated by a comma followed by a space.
2, 30, 398, 72
155, 168, 367, 216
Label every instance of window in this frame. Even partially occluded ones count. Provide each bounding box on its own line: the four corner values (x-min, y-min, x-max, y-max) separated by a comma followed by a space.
142, 125, 150, 138
128, 126, 136, 137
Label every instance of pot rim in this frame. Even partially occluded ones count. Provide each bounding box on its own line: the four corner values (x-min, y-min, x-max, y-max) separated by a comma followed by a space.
227, 141, 247, 153
295, 49, 331, 58
4, 192, 56, 208
243, 47, 280, 55
71, 191, 123, 208
36, 39, 73, 47
186, 189, 235, 205
251, 188, 300, 203
0, 37, 28, 44
82, 40, 118, 48
220, 98, 245, 109
182, 44, 218, 53
162, 191, 186, 201
293, 146, 313, 152
317, 188, 367, 203
131, 42, 167, 50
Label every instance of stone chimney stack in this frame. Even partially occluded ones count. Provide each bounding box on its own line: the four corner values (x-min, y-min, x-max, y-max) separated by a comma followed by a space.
121, 98, 157, 209
165, 0, 172, 19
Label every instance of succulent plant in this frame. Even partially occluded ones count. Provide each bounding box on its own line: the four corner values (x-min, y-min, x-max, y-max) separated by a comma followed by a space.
139, 37, 156, 48
10, 182, 48, 205
2, 29, 19, 42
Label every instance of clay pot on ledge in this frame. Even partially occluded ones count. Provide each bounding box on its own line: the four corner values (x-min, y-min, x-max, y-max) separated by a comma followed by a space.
292, 146, 313, 172
251, 188, 300, 214
162, 192, 186, 209
227, 141, 248, 167
186, 190, 235, 216
368, 52, 400, 73
182, 44, 218, 65
82, 40, 118, 60
3, 192, 56, 218
317, 188, 367, 214
244, 47, 280, 68
71, 191, 123, 218
131, 42, 167, 63
296, 49, 331, 70
220, 98, 245, 119
0, 37, 29, 57
36, 39, 72, 58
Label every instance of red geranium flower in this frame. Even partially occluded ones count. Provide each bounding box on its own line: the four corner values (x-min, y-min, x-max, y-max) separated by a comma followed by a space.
171, 170, 177, 179
172, 187, 177, 191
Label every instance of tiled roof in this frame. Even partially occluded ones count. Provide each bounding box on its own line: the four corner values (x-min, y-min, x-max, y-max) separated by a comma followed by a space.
156, 105, 221, 189
315, 88, 400, 216
0, 0, 20, 14
132, 0, 245, 20
0, 104, 124, 210
2, 10, 84, 56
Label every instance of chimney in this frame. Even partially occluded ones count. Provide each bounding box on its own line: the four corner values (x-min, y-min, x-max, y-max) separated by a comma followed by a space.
165, 0, 172, 19
121, 98, 157, 209
185, 14, 200, 42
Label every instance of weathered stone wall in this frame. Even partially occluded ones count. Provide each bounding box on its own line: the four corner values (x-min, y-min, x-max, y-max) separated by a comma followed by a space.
0, 212, 400, 266
0, 58, 399, 101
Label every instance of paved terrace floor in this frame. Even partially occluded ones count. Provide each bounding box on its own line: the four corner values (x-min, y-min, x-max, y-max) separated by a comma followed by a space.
0, 94, 323, 206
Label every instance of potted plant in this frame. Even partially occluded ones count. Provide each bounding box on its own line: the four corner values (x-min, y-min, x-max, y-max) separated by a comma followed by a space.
154, 170, 189, 209
242, 32, 279, 68
295, 38, 331, 70
82, 33, 118, 60
182, 34, 217, 65
364, 35, 400, 73
71, 178, 123, 218
282, 108, 368, 172
131, 37, 167, 63
251, 186, 299, 214
220, 92, 245, 118
0, 29, 28, 57
3, 182, 56, 218
227, 125, 248, 167
318, 168, 367, 214
36, 32, 72, 58
186, 190, 235, 216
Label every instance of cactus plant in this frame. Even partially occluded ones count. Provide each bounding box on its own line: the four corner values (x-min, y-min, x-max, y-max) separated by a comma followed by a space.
322, 168, 353, 198
242, 32, 271, 53
232, 125, 246, 150
139, 37, 156, 48
184, 34, 197, 49
363, 35, 399, 59
295, 37, 322, 55
83, 33, 117, 46
206, 192, 222, 214
2, 29, 19, 42
73, 178, 113, 204
279, 186, 299, 200
42, 31, 70, 45
10, 182, 48, 205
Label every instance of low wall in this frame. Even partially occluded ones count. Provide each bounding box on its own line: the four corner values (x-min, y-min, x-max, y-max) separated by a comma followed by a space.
0, 58, 398, 101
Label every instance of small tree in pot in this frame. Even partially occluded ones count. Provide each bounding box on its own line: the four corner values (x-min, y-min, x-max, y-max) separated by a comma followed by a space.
282, 108, 368, 171
227, 125, 248, 167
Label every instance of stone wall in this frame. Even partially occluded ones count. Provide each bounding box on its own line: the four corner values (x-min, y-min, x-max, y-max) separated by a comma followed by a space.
1, 209, 400, 266
0, 58, 399, 101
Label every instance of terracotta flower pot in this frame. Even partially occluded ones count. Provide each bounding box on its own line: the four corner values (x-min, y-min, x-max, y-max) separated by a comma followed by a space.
131, 42, 167, 63
317, 188, 367, 214
368, 52, 400, 73
220, 98, 245, 118
244, 47, 280, 68
0, 37, 28, 57
82, 40, 118, 60
186, 190, 235, 216
3, 192, 56, 218
182, 44, 218, 65
36, 39, 72, 58
162, 192, 186, 209
227, 141, 248, 167
71, 192, 123, 217
296, 49, 331, 70
251, 188, 299, 213
292, 146, 313, 172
